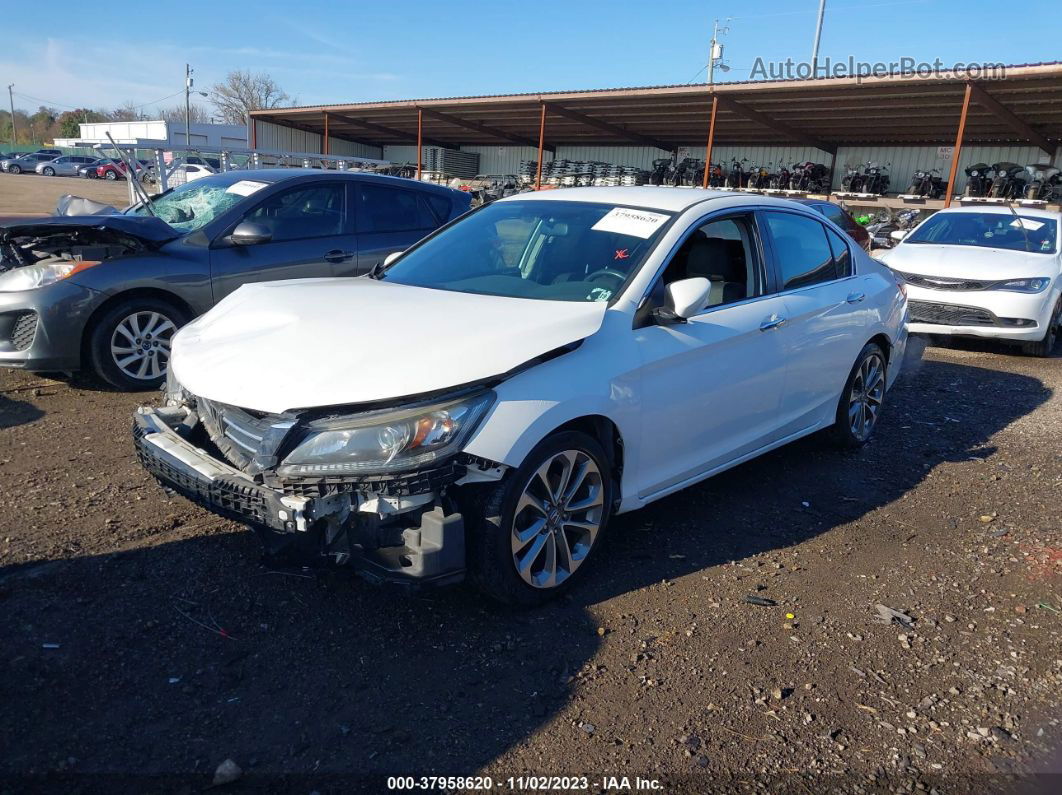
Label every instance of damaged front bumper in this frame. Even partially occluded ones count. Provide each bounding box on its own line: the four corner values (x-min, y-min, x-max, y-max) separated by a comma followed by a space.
133, 404, 470, 588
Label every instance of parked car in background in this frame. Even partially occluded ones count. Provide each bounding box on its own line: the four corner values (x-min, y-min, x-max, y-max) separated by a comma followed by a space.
0, 170, 471, 389
133, 188, 907, 603
78, 158, 114, 178
175, 163, 215, 183
35, 155, 100, 177
97, 159, 155, 182
881, 206, 1060, 356
796, 198, 872, 251
1, 152, 57, 174
33, 149, 63, 157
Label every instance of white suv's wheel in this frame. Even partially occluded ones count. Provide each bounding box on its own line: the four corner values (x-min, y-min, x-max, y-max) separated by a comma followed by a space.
466, 430, 614, 606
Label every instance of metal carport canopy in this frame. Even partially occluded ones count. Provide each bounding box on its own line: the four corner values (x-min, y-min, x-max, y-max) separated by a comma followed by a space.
251, 62, 1062, 154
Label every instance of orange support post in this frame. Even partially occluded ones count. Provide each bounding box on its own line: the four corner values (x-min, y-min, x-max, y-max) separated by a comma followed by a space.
323, 112, 329, 155
535, 103, 546, 190
702, 94, 718, 189
416, 109, 423, 180
250, 118, 256, 149
943, 83, 972, 208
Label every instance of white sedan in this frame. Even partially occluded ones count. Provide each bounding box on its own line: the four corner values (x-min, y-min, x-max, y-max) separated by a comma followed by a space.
881, 206, 1060, 356
133, 188, 908, 605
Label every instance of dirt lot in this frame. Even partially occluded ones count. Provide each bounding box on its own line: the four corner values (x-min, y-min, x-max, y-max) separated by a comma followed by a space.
1, 338, 1060, 793
0, 172, 134, 217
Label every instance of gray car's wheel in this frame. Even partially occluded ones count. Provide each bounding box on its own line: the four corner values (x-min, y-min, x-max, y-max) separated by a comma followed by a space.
1022, 297, 1060, 357
8, 164, 21, 174
465, 430, 614, 606
87, 297, 187, 391
830, 342, 887, 449
42, 166, 55, 176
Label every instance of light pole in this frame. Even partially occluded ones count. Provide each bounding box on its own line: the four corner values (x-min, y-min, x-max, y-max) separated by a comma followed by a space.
7, 84, 15, 148
185, 64, 193, 145
707, 19, 731, 86
811, 0, 827, 75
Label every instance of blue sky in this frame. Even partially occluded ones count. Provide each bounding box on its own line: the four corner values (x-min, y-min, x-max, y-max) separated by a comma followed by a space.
3, 0, 1060, 115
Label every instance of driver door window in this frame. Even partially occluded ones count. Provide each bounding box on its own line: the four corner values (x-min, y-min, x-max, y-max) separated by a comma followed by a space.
243, 184, 345, 242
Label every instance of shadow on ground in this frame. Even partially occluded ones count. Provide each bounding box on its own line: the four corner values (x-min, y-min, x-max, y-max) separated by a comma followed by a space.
0, 393, 45, 429
0, 351, 1051, 790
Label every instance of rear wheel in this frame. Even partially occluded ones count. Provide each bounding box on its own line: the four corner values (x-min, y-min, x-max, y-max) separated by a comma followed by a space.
87, 297, 187, 390
1022, 298, 1060, 357
465, 431, 614, 607
829, 343, 887, 449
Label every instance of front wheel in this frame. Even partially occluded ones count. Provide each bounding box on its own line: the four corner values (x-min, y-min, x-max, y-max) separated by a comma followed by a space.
8, 164, 21, 174
1022, 298, 1060, 357
464, 431, 614, 606
87, 297, 187, 390
42, 166, 55, 176
104, 170, 118, 180
829, 343, 887, 449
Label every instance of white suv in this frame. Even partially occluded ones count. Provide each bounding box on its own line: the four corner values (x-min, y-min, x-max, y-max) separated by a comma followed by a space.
134, 188, 908, 605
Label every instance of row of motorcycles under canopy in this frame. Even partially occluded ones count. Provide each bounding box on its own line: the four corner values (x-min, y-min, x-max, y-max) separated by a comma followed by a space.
963, 162, 1061, 201
648, 158, 832, 192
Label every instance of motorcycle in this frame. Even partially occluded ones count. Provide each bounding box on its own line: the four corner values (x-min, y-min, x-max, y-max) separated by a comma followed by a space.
1022, 164, 1061, 202
840, 163, 864, 193
866, 208, 920, 249
962, 162, 992, 197
987, 162, 1026, 199
862, 161, 891, 195
724, 158, 748, 189
746, 162, 771, 189
792, 161, 830, 193
906, 167, 946, 198
708, 163, 725, 187
769, 163, 791, 190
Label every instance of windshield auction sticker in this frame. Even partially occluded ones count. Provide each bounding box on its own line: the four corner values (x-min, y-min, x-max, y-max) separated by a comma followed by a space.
591, 207, 670, 239
226, 180, 269, 197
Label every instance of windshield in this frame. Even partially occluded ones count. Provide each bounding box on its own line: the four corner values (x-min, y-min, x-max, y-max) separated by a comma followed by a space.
129, 178, 267, 233
381, 199, 673, 302
905, 212, 1057, 254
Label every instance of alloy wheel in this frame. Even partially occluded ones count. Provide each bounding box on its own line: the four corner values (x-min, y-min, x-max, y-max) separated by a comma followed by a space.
110, 310, 177, 381
848, 352, 885, 441
510, 450, 605, 589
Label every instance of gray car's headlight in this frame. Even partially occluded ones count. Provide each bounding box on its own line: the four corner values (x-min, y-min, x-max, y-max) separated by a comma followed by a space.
996, 278, 1049, 293
278, 391, 495, 476
0, 260, 102, 292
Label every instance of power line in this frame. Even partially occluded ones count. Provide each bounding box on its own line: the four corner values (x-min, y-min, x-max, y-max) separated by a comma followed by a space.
12, 87, 189, 114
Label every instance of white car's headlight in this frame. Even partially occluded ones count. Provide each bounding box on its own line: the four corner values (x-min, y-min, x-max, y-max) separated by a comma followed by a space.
997, 278, 1049, 293
0, 260, 101, 292
279, 391, 495, 476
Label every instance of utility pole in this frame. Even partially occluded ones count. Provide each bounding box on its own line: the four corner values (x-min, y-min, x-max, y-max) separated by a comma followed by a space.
811, 0, 827, 74
7, 84, 15, 148
707, 19, 730, 86
184, 64, 193, 145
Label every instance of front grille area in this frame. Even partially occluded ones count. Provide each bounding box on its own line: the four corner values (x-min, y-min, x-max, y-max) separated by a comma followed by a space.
11, 311, 38, 350
197, 397, 290, 470
908, 300, 998, 327
897, 272, 990, 291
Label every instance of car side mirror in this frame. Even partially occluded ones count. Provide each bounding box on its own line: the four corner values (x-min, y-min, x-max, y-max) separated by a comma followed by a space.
231, 221, 272, 246
890, 230, 909, 242
656, 277, 711, 324
383, 250, 403, 267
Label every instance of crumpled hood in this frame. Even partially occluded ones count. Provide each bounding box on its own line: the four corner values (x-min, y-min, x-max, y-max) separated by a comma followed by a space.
0, 213, 180, 246
172, 278, 607, 413
884, 243, 1056, 280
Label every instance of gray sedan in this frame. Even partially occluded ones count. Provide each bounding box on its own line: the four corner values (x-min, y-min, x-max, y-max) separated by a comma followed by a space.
0, 169, 471, 389
35, 155, 100, 177
1, 153, 58, 174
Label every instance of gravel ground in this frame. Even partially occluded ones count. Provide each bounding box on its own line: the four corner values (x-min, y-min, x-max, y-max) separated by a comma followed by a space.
1, 337, 1060, 793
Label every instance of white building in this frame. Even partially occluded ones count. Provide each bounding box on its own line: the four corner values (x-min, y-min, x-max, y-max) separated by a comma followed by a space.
53, 120, 248, 149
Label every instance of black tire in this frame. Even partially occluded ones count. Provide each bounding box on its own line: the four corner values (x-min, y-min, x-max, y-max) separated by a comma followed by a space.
463, 430, 614, 607
86, 296, 188, 391
1021, 298, 1060, 357
104, 169, 118, 180
42, 166, 55, 177
829, 342, 888, 449
8, 164, 21, 174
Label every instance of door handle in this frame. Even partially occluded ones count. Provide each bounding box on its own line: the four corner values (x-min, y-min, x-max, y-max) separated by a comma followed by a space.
846, 291, 866, 304
759, 314, 787, 331
324, 249, 355, 263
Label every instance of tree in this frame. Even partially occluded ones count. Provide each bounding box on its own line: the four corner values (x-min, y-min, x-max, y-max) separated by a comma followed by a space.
156, 103, 210, 124
108, 102, 146, 122
210, 70, 292, 124
57, 109, 107, 139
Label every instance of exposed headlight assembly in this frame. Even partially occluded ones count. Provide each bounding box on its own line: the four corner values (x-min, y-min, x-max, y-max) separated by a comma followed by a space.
996, 278, 1049, 293
279, 391, 495, 477
0, 260, 101, 292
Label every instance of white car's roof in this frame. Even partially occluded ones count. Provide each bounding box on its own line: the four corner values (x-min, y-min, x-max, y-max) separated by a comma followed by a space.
496, 186, 754, 213
933, 205, 1060, 220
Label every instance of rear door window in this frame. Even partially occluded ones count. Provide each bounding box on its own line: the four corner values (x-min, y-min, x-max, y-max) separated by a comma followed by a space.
763, 211, 838, 290
825, 227, 853, 278
356, 184, 439, 234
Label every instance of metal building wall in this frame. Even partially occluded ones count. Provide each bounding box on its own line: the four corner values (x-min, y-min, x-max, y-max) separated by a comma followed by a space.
460, 146, 548, 174
254, 120, 322, 153
382, 145, 420, 165
327, 137, 383, 159
553, 145, 670, 168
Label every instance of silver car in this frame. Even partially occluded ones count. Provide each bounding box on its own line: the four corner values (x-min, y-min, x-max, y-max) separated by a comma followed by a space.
35, 155, 99, 177
1, 153, 58, 174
